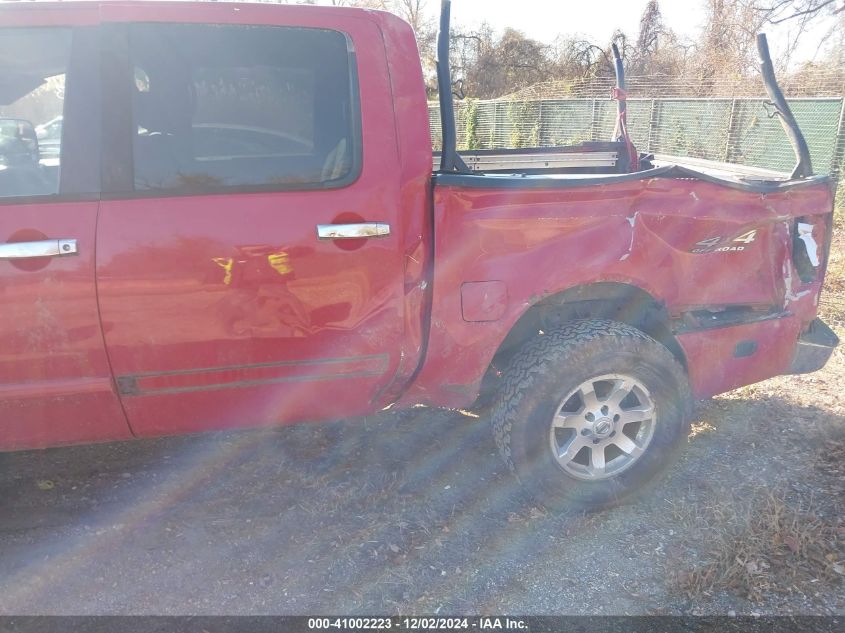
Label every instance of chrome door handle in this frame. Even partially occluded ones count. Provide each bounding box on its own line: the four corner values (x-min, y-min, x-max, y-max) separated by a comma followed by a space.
0, 239, 78, 259
316, 223, 391, 240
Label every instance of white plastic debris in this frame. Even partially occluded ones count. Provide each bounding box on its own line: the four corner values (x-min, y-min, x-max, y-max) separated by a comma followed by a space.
797, 223, 820, 267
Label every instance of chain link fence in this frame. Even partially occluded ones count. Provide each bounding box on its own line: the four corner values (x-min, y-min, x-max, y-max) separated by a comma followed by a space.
430, 96, 845, 177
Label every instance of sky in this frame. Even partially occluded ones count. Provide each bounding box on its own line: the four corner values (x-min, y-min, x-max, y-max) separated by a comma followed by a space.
428, 0, 838, 67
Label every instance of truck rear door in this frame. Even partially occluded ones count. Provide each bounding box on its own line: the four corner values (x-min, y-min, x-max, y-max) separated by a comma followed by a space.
0, 17, 130, 450
95, 5, 406, 436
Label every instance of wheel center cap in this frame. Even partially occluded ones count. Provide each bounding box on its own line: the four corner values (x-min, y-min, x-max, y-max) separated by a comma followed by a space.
593, 417, 613, 437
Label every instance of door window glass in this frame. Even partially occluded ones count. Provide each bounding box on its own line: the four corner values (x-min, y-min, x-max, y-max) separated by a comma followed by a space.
0, 28, 71, 198
129, 24, 360, 193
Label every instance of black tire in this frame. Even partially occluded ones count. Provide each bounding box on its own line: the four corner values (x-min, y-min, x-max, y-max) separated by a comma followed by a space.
491, 319, 692, 512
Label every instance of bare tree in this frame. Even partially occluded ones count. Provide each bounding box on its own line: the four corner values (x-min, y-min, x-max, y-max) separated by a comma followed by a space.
394, 0, 427, 33
635, 0, 664, 62
753, 0, 844, 24
242, 0, 844, 100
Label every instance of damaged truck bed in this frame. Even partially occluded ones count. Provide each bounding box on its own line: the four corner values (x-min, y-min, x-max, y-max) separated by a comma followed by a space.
416, 22, 837, 410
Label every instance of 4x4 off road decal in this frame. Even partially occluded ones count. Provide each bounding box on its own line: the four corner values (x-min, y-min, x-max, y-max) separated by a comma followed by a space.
691, 229, 757, 253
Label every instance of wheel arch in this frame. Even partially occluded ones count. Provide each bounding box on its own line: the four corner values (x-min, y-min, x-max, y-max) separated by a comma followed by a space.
477, 282, 687, 405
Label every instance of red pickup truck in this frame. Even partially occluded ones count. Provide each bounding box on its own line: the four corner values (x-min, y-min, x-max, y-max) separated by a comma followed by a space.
0, 0, 838, 510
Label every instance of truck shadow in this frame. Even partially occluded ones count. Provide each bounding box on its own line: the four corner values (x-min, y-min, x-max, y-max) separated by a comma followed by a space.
0, 394, 842, 614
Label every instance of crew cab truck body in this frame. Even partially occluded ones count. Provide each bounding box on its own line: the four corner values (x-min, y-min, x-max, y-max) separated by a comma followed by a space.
0, 0, 837, 508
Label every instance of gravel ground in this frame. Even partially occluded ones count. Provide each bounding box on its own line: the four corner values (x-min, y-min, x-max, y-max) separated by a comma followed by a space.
0, 328, 843, 616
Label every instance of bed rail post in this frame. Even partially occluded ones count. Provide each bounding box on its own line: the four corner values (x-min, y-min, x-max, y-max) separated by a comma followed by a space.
756, 33, 813, 179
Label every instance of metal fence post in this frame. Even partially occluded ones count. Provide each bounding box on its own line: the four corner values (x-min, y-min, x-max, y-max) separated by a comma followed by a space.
492, 102, 499, 149
647, 99, 658, 153
831, 97, 845, 180
724, 98, 739, 163
538, 100, 545, 146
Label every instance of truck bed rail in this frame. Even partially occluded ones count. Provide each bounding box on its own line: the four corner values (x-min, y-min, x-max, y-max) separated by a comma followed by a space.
442, 141, 630, 174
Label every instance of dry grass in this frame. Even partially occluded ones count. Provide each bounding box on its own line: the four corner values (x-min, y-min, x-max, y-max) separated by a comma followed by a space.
668, 431, 845, 604
819, 181, 845, 324
819, 187, 845, 327
821, 227, 845, 324
669, 490, 844, 603
815, 431, 845, 482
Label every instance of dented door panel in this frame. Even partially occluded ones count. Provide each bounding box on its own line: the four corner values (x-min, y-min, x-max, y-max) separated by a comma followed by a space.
95, 11, 409, 436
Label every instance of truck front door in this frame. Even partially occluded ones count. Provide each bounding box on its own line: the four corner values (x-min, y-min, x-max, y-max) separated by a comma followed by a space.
0, 21, 130, 450
96, 7, 406, 436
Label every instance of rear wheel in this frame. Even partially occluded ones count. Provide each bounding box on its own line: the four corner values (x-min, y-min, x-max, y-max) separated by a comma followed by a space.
491, 319, 691, 511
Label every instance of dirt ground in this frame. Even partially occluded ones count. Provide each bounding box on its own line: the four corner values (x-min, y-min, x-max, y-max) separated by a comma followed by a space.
0, 320, 843, 615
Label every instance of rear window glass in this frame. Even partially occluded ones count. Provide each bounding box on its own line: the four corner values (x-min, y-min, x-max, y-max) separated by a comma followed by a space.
129, 23, 360, 193
0, 28, 71, 198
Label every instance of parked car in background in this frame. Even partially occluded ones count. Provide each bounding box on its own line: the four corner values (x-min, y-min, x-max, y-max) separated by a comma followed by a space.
0, 118, 39, 166
35, 115, 62, 162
